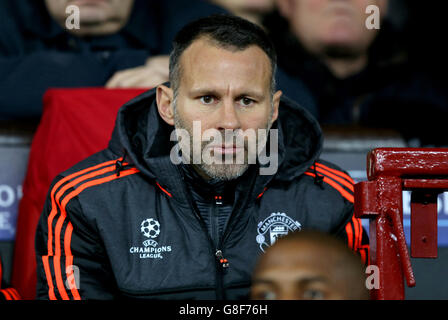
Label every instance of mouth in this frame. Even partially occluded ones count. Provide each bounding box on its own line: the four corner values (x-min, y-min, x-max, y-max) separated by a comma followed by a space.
69, 0, 108, 6
325, 3, 356, 17
210, 145, 244, 155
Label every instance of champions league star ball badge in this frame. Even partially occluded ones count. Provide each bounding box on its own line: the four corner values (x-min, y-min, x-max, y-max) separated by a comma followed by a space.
141, 218, 161, 239
129, 218, 173, 259
256, 212, 302, 252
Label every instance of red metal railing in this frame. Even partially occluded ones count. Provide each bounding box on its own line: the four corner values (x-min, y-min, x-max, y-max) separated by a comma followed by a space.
354, 148, 448, 300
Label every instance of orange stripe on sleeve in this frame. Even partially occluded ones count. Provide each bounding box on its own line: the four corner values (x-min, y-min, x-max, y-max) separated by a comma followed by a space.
64, 223, 81, 300
51, 167, 139, 300
352, 217, 368, 264
53, 255, 69, 300
352, 216, 359, 251
360, 249, 367, 265
360, 245, 370, 265
356, 218, 363, 250
6, 288, 21, 300
1, 288, 12, 300
345, 222, 354, 250
315, 162, 355, 184
304, 172, 354, 203
47, 159, 119, 256
43, 160, 120, 300
42, 256, 57, 300
47, 162, 126, 299
52, 164, 126, 256
312, 165, 354, 192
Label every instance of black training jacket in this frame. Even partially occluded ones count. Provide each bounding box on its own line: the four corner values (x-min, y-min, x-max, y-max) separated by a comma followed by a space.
35, 87, 369, 300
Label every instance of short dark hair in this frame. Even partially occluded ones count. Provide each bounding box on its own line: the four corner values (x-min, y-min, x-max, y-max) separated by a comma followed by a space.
169, 14, 277, 97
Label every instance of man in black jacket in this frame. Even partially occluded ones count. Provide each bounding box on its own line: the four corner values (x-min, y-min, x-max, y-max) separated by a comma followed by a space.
35, 15, 368, 300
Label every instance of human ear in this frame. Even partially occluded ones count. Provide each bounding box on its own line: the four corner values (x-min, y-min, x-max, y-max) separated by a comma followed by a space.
270, 90, 282, 125
156, 84, 175, 126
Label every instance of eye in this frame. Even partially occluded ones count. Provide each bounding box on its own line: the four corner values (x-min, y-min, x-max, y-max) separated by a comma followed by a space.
303, 289, 325, 300
252, 290, 277, 300
238, 97, 255, 107
199, 95, 216, 105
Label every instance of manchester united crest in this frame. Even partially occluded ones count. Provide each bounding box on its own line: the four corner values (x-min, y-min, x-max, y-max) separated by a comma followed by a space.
256, 212, 302, 252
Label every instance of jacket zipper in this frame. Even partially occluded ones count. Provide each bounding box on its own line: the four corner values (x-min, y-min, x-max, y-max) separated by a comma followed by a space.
211, 196, 229, 300
212, 196, 229, 268
175, 166, 228, 300
190, 199, 227, 299
215, 249, 229, 268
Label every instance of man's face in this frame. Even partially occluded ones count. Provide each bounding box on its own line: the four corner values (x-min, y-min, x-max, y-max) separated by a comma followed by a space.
170, 38, 281, 180
45, 0, 134, 35
250, 240, 366, 300
277, 0, 388, 56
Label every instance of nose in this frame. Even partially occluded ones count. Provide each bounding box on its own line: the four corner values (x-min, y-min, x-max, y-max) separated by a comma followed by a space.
216, 98, 241, 130
277, 290, 300, 301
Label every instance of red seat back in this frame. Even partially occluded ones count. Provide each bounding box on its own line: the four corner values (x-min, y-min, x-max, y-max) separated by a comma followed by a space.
12, 88, 146, 299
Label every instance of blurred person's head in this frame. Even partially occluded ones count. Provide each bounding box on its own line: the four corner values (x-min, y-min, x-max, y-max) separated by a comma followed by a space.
210, 0, 275, 25
45, 0, 134, 36
276, 0, 388, 77
156, 15, 282, 181
251, 230, 369, 300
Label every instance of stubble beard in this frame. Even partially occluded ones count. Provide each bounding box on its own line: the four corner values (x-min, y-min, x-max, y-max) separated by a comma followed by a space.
173, 101, 272, 181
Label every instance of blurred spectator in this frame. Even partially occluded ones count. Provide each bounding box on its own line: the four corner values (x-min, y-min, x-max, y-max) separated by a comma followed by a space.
208, 0, 317, 115
250, 230, 369, 300
262, 0, 448, 146
208, 0, 275, 26
0, 0, 226, 120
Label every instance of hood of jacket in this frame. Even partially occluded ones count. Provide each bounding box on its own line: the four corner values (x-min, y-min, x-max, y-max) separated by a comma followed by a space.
108, 85, 323, 199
